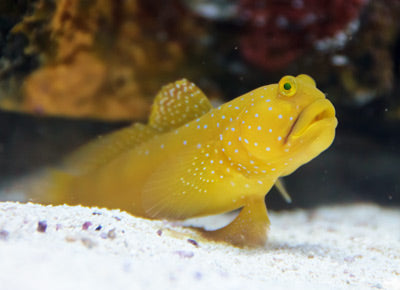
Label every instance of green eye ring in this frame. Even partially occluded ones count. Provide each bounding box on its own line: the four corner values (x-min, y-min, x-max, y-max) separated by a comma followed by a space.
278, 76, 297, 97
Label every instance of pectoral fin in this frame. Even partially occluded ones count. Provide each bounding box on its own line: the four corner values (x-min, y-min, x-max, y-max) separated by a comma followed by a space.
198, 197, 270, 247
142, 144, 218, 220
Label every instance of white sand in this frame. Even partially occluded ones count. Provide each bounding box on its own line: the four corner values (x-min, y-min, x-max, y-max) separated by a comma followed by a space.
0, 201, 399, 290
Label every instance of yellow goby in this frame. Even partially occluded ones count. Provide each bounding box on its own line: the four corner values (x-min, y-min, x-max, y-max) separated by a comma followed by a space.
38, 75, 337, 247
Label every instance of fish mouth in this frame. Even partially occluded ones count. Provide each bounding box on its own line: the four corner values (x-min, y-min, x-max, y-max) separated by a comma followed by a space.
286, 99, 337, 140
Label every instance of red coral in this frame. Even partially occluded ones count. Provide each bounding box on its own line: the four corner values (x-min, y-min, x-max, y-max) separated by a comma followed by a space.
239, 0, 368, 70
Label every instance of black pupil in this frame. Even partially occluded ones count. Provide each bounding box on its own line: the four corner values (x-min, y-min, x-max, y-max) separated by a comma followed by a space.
283, 83, 291, 90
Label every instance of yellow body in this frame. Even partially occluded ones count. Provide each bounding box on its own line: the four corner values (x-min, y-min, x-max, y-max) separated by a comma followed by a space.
38, 75, 337, 246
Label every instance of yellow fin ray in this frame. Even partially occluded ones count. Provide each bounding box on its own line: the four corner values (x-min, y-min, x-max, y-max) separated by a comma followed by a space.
149, 79, 213, 132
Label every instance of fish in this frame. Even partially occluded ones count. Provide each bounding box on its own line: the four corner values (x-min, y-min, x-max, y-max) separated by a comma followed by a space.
35, 75, 337, 247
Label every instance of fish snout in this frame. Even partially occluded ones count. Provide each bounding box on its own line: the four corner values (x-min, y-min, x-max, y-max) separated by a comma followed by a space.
289, 99, 337, 139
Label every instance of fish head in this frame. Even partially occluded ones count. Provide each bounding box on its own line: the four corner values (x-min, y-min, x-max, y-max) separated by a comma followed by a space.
236, 74, 337, 175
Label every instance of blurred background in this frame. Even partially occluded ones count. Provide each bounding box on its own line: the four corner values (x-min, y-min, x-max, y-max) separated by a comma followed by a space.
0, 0, 399, 209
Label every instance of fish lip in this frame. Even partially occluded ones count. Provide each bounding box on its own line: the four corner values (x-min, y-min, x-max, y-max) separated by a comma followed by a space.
285, 99, 337, 141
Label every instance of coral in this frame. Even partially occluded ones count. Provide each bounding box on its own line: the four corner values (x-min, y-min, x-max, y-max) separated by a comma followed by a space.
2, 0, 399, 119
24, 52, 106, 115
238, 0, 368, 70
6, 0, 197, 120
334, 0, 400, 106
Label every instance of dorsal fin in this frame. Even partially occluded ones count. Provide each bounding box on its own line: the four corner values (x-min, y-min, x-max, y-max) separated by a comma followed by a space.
61, 123, 157, 175
55, 79, 212, 175
149, 79, 213, 132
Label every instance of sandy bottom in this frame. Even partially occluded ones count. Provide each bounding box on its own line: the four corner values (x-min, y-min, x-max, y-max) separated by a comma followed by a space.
0, 201, 399, 290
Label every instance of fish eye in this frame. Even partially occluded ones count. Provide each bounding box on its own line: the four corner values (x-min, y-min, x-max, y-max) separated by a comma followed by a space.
278, 76, 297, 97
283, 83, 291, 90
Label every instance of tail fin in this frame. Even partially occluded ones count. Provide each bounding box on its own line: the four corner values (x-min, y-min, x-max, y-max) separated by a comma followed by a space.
45, 170, 75, 204
25, 169, 75, 205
